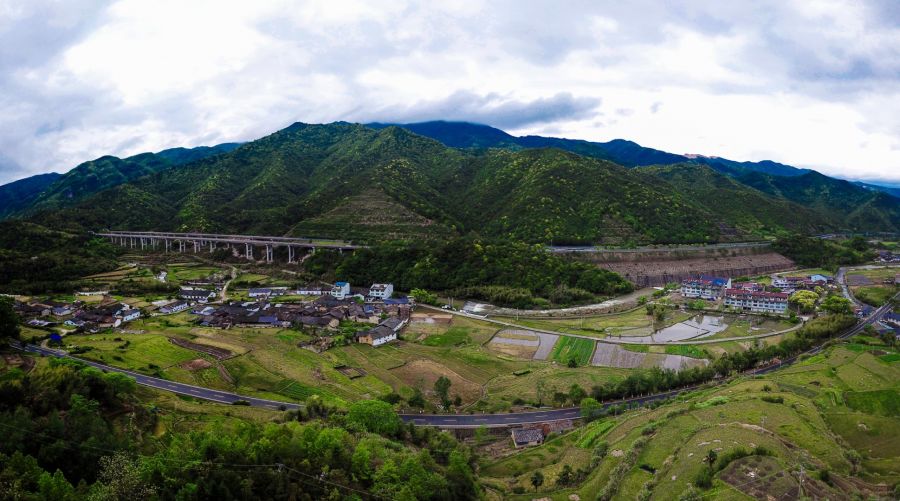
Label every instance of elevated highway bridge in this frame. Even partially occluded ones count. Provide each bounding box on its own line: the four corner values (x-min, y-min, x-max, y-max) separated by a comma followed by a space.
96, 230, 364, 263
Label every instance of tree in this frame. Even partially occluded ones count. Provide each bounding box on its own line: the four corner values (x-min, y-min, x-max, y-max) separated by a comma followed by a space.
704, 449, 718, 467
530, 471, 544, 491
556, 464, 573, 486
580, 397, 603, 421
347, 400, 402, 436
434, 376, 452, 408
789, 290, 818, 313
568, 384, 586, 403
821, 296, 853, 315
410, 288, 438, 306
0, 297, 20, 346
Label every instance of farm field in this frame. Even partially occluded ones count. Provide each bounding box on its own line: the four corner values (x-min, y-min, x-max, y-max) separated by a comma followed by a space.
846, 266, 898, 306
494, 308, 693, 339
478, 340, 900, 500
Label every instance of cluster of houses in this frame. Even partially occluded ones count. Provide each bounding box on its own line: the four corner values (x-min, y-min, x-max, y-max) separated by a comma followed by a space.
173, 281, 410, 348
680, 273, 836, 314
875, 250, 900, 263
14, 298, 142, 332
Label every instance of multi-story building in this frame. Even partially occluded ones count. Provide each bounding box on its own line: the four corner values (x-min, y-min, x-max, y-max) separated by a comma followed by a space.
330, 281, 351, 299
724, 289, 788, 314
681, 276, 732, 299
368, 283, 394, 300
731, 281, 764, 292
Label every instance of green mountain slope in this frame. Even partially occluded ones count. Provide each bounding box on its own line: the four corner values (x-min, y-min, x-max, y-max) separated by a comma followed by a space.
32, 123, 728, 244
639, 164, 833, 234
28, 122, 899, 243
738, 170, 900, 233
9, 143, 242, 217
0, 172, 61, 218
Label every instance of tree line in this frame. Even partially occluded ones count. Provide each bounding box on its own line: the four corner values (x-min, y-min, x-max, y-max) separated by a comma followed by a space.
304, 237, 633, 308
0, 358, 480, 500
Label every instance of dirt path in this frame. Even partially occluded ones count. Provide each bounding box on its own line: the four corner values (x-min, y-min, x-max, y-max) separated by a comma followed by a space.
423, 305, 804, 346
478, 287, 656, 317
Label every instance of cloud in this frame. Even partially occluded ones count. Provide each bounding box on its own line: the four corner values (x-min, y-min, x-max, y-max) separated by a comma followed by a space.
357, 91, 602, 129
0, 0, 899, 185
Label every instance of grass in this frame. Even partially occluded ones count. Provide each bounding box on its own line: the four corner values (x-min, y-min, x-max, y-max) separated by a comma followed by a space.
419, 326, 471, 346
854, 286, 896, 307
665, 345, 710, 358
550, 337, 595, 366
621, 344, 649, 353
843, 389, 900, 417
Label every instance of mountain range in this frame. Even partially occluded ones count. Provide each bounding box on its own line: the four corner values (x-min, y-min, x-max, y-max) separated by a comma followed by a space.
1, 121, 897, 244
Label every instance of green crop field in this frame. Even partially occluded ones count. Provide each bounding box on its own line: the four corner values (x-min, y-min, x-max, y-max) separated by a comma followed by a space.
550, 337, 595, 366
419, 326, 471, 346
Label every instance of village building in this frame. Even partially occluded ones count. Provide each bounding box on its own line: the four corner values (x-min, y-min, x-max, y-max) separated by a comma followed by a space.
179, 288, 216, 302
730, 281, 764, 292
356, 316, 406, 347
680, 276, 732, 299
296, 285, 326, 295
330, 281, 351, 299
248, 287, 288, 298
367, 283, 394, 300
723, 289, 788, 314
511, 427, 545, 448
160, 301, 190, 314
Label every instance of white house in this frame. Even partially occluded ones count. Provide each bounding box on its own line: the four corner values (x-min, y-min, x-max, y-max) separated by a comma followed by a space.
120, 309, 141, 322
248, 287, 287, 298
724, 289, 788, 314
179, 288, 216, 302
296, 285, 326, 295
160, 301, 190, 314
330, 282, 351, 299
368, 283, 394, 300
681, 276, 732, 299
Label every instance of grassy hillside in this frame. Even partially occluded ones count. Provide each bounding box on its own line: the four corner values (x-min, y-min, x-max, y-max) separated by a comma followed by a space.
480, 340, 900, 499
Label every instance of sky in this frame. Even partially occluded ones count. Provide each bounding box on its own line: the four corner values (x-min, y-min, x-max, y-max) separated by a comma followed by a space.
1, 0, 900, 186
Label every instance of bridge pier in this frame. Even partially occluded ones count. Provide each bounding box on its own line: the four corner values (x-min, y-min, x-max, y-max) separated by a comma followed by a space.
209, 241, 214, 253
193, 240, 199, 253
245, 243, 253, 260
265, 244, 273, 263
287, 246, 294, 263
140, 238, 145, 250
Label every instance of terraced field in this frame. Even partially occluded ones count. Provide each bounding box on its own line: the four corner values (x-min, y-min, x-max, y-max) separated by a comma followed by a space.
479, 341, 900, 500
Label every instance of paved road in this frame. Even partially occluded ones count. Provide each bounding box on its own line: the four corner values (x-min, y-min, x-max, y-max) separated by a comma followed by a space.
11, 342, 301, 412
12, 295, 895, 429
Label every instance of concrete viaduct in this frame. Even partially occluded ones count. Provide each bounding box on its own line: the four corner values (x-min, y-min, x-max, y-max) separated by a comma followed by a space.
96, 230, 364, 263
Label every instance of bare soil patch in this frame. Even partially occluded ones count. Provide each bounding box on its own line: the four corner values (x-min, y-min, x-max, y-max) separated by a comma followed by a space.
390, 359, 482, 404
180, 359, 213, 371
169, 337, 233, 360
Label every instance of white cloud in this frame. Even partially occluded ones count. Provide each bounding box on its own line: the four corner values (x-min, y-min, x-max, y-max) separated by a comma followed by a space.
0, 0, 899, 185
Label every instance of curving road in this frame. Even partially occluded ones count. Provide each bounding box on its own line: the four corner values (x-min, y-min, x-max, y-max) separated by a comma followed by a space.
11, 341, 301, 412
11, 293, 895, 428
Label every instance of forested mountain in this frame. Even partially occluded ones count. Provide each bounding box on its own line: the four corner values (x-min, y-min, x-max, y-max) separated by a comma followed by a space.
737, 170, 900, 232
0, 172, 61, 218
28, 123, 735, 244
6, 143, 242, 216
371, 121, 811, 175
7, 121, 898, 243
640, 164, 832, 234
